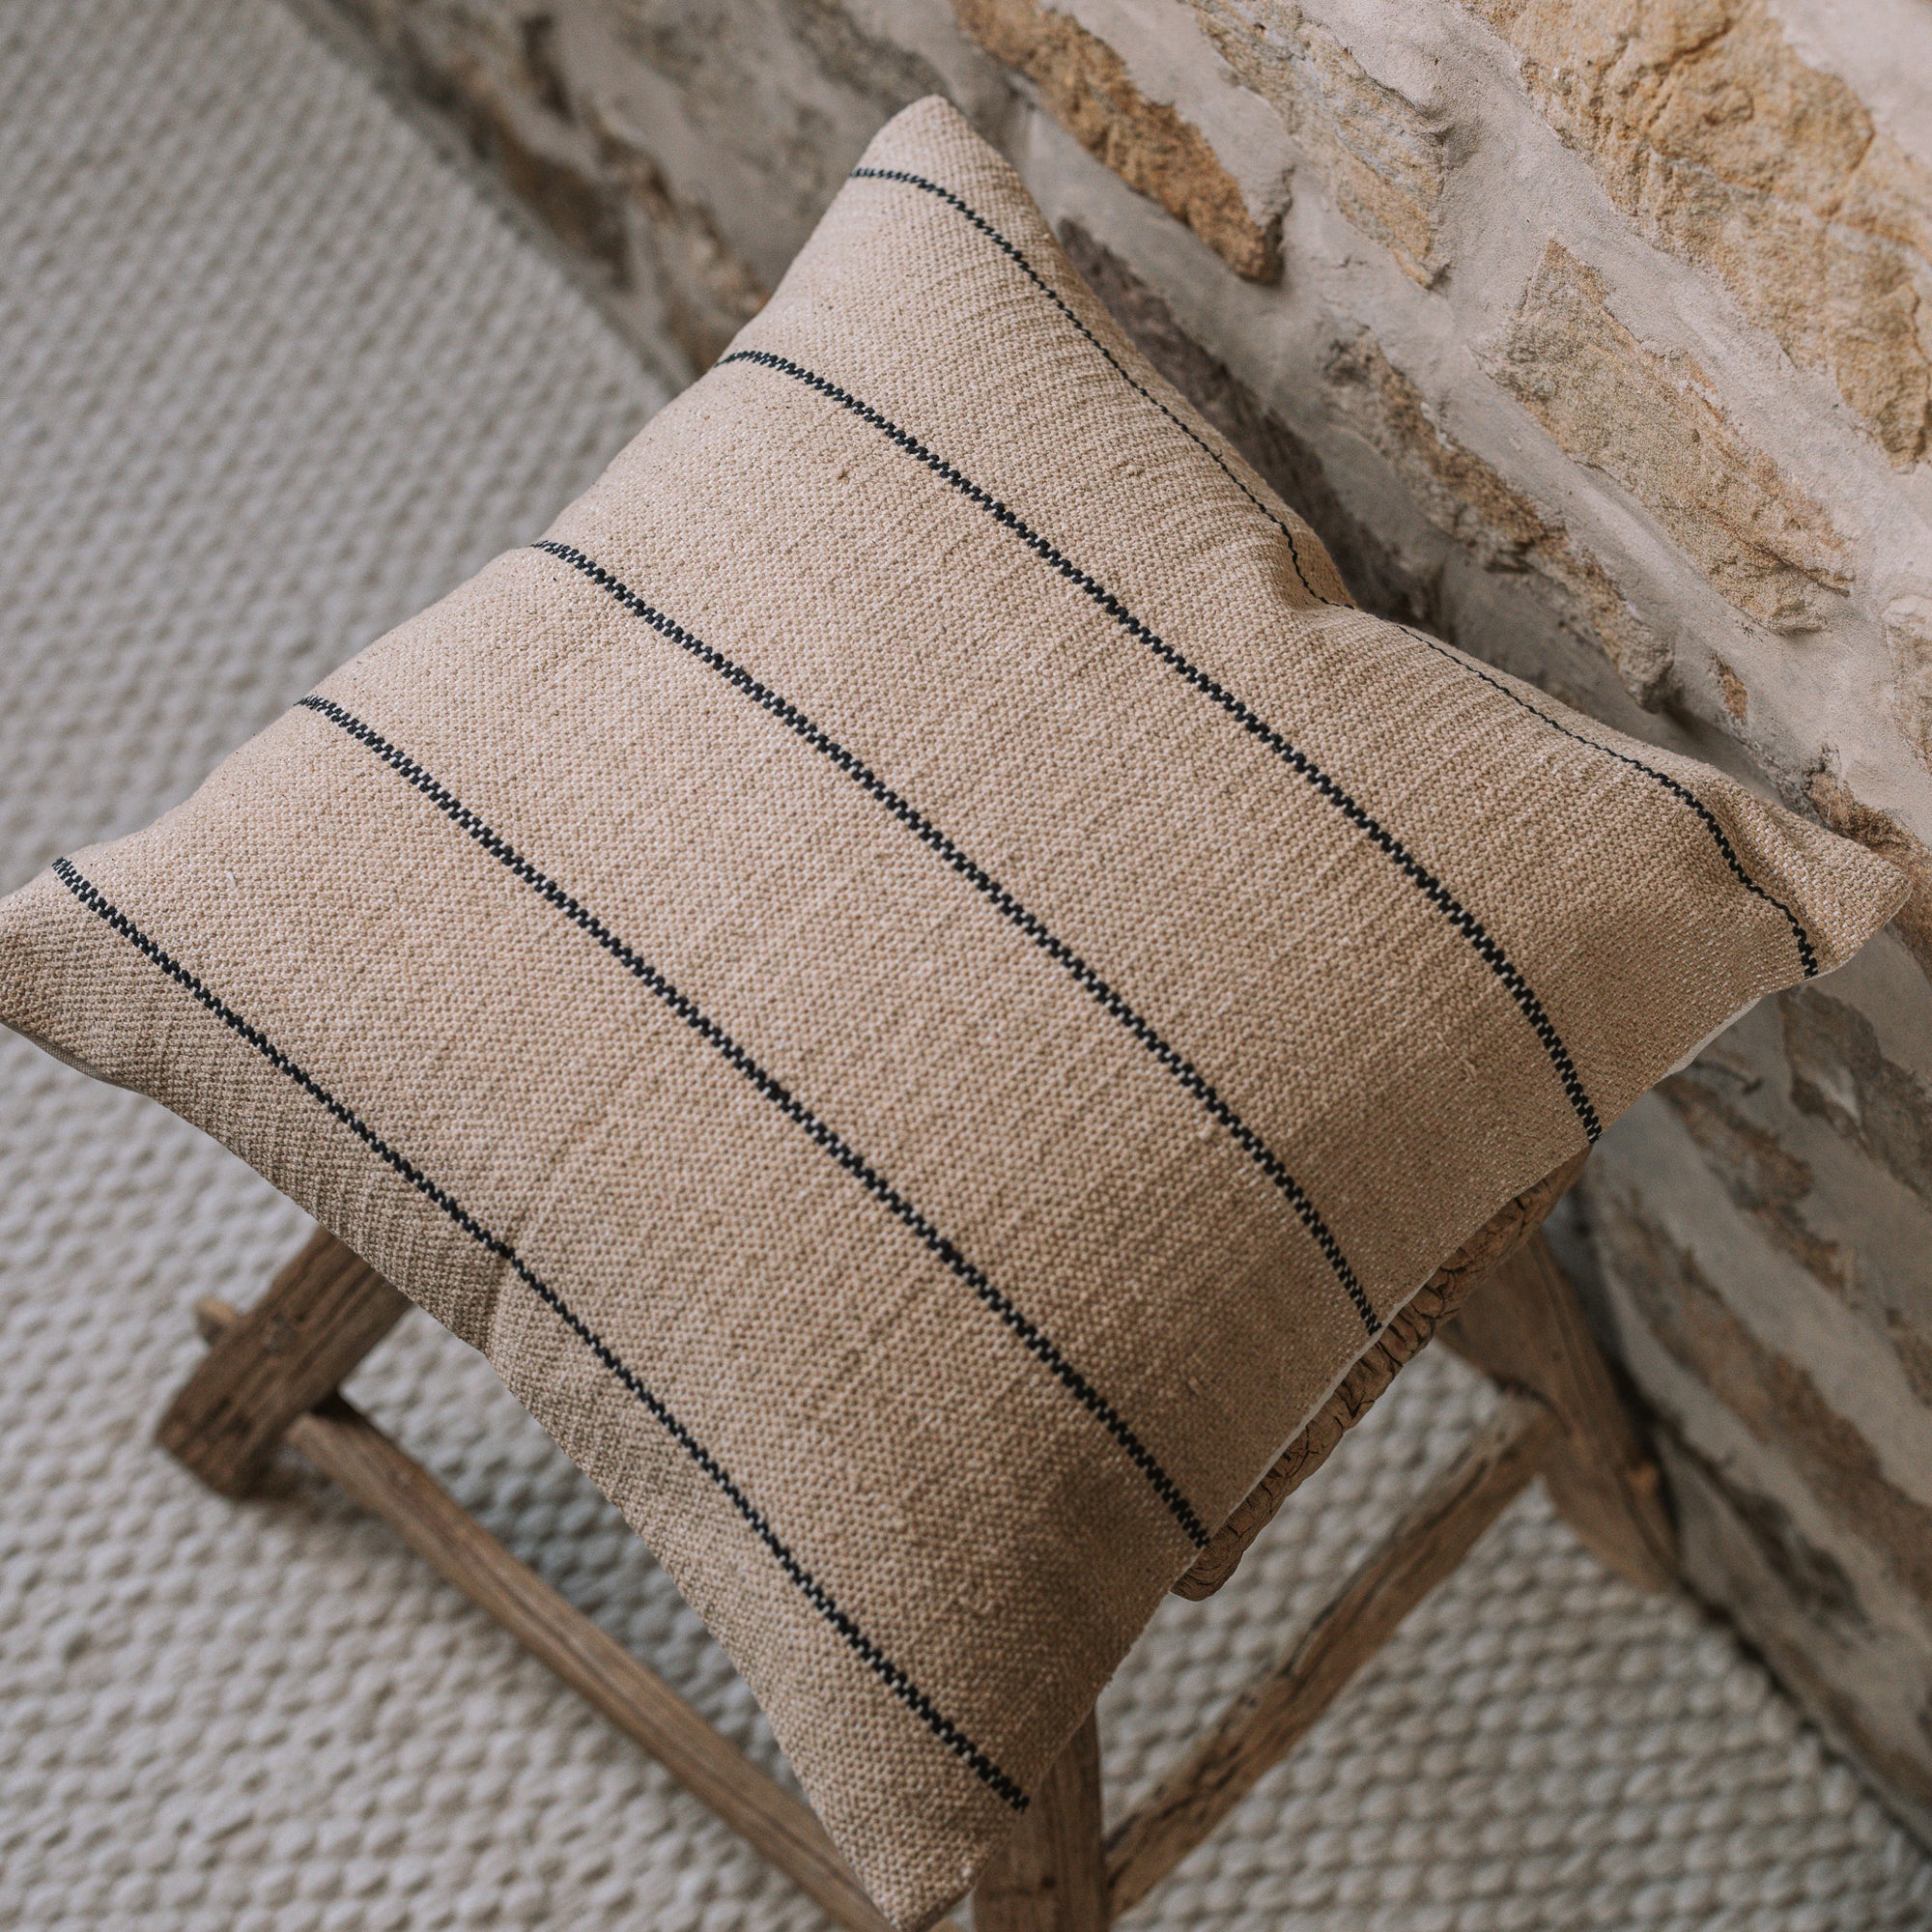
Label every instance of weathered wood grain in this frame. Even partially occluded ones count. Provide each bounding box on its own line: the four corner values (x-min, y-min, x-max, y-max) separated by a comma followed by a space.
972, 1709, 1105, 1932
1439, 1229, 1677, 1593
157, 1228, 410, 1493
191, 1296, 917, 1932
1108, 1393, 1556, 1916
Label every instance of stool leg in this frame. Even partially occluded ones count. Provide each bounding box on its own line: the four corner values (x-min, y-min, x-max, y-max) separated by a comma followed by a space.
1441, 1228, 1676, 1592
1102, 1392, 1554, 1918
187, 1293, 905, 1932
974, 1708, 1105, 1932
156, 1226, 411, 1494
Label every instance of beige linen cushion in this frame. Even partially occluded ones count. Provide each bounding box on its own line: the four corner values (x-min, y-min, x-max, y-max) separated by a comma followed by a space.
0, 97, 1906, 1927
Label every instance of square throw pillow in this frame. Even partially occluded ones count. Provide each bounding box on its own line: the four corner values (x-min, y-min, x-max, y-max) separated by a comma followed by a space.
0, 96, 1905, 1927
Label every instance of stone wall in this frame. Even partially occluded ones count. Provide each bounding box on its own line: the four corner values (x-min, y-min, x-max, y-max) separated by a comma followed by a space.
303, 0, 1932, 1842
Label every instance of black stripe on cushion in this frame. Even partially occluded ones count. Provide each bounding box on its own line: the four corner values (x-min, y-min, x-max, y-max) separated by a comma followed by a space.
1394, 624, 1819, 978
296, 695, 1213, 1549
849, 163, 1336, 610
48, 854, 1030, 1813
531, 537, 1380, 1337
718, 346, 1605, 1145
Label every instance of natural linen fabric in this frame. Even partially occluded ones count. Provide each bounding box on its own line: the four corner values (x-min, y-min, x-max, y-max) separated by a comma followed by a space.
0, 94, 1906, 1926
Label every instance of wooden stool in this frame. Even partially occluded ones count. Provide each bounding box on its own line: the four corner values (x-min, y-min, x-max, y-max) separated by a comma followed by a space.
156, 1164, 1674, 1932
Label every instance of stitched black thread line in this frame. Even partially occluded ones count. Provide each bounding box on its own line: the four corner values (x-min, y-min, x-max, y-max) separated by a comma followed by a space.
718, 348, 1604, 1145
860, 150, 1776, 998
1392, 624, 1819, 979
296, 692, 1212, 1548
855, 168, 1822, 1009
531, 538, 1379, 1337
48, 856, 1028, 1810
850, 166, 1333, 610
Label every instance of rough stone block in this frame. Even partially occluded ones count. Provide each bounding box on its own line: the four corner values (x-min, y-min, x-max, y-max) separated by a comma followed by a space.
1586, 1078, 1932, 1841
1460, 0, 1932, 467
1658, 1427, 1932, 1833
1808, 768, 1932, 988
1485, 239, 1849, 633
951, 0, 1281, 277
1188, 0, 1446, 284
1326, 327, 1673, 704
1887, 595, 1932, 779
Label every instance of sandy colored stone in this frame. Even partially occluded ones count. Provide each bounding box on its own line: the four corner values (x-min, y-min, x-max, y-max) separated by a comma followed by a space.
1658, 1068, 1848, 1295
1188, 0, 1445, 284
1808, 766, 1932, 986
1600, 1186, 1932, 1610
1329, 328, 1673, 704
1886, 595, 1932, 779
1461, 0, 1932, 468
1485, 240, 1849, 633
950, 0, 1280, 278
585, 100, 771, 371
1782, 986, 1932, 1214
1712, 656, 1748, 722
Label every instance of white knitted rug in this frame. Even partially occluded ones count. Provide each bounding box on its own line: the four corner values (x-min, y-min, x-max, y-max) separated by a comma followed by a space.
2, 2, 1928, 1927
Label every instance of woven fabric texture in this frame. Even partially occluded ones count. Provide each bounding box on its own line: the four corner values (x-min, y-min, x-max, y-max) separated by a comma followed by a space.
0, 89, 1907, 1927
6, 8, 1932, 1927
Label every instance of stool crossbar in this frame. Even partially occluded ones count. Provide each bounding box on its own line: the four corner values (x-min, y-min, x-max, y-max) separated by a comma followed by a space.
156, 1166, 1675, 1932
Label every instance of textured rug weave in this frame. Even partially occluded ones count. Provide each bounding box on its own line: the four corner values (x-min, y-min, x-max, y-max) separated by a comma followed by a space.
1, 1, 1928, 1927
